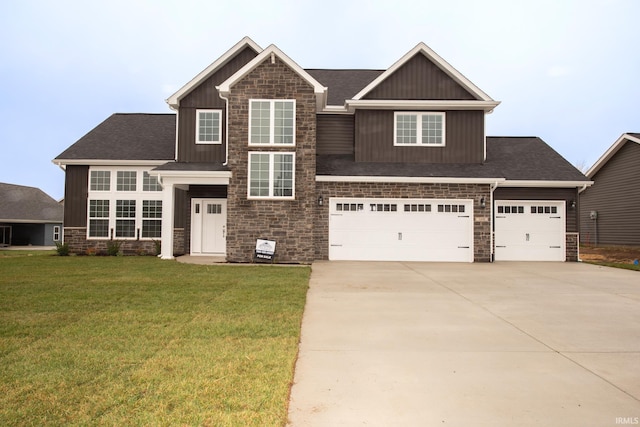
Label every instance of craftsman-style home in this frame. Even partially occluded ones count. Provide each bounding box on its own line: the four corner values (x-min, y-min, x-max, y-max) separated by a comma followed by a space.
54, 37, 590, 262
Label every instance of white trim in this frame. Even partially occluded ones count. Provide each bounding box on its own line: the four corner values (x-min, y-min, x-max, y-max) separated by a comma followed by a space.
585, 133, 640, 178
53, 159, 168, 167
393, 111, 446, 147
352, 42, 495, 102
316, 175, 506, 185
217, 44, 327, 111
195, 109, 222, 145
345, 99, 500, 113
498, 180, 594, 188
248, 99, 296, 146
248, 152, 296, 199
0, 219, 62, 224
166, 37, 262, 108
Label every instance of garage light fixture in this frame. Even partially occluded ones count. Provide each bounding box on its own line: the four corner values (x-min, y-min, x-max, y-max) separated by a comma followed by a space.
318, 195, 324, 206
480, 197, 486, 208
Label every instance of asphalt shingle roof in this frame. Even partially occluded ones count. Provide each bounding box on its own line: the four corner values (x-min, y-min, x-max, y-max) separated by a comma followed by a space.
55, 113, 175, 161
0, 183, 63, 222
306, 69, 384, 105
317, 137, 589, 182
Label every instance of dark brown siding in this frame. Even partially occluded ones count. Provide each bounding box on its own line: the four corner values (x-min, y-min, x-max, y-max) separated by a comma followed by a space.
494, 187, 579, 232
317, 115, 354, 155
355, 110, 484, 163
579, 141, 640, 245
174, 188, 186, 228
178, 46, 258, 163
63, 165, 88, 227
364, 53, 476, 100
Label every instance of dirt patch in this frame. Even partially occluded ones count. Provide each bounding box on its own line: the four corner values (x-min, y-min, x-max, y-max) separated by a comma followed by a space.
580, 245, 640, 265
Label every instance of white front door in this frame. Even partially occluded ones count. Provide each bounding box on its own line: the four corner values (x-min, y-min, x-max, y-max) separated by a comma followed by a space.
191, 199, 227, 255
494, 200, 565, 261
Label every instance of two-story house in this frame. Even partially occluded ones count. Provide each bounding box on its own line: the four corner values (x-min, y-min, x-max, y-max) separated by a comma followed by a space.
54, 37, 591, 262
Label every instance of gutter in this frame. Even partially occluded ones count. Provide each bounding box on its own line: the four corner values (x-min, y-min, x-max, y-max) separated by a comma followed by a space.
218, 89, 230, 166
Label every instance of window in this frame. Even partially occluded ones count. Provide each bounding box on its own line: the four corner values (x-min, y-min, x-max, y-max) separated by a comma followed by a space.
143, 172, 162, 191
90, 171, 110, 191
404, 204, 432, 212
117, 171, 137, 191
89, 200, 110, 237
53, 226, 61, 241
437, 204, 465, 213
394, 112, 445, 146
196, 109, 221, 144
115, 200, 136, 238
249, 100, 295, 145
498, 205, 525, 214
336, 203, 364, 212
248, 152, 295, 198
142, 200, 162, 238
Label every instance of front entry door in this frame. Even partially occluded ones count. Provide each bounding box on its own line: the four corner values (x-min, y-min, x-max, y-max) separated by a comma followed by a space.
191, 199, 227, 255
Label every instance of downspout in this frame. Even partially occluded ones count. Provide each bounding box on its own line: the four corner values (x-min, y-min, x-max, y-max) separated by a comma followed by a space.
169, 104, 179, 162
489, 181, 499, 262
218, 91, 230, 166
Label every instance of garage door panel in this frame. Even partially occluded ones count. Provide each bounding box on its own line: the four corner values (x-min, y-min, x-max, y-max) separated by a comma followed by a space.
329, 198, 473, 262
494, 201, 565, 262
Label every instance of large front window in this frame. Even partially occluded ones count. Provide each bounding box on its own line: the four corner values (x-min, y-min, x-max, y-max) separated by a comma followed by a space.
249, 100, 295, 145
87, 167, 162, 240
196, 109, 221, 144
248, 152, 295, 199
394, 112, 445, 146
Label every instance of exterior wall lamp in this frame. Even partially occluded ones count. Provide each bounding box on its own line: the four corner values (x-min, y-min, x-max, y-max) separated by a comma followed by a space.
318, 195, 324, 206
570, 200, 576, 209
480, 197, 486, 208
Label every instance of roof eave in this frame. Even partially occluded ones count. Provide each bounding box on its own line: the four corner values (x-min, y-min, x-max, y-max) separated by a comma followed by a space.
165, 36, 263, 108
53, 159, 170, 167
585, 133, 640, 178
316, 176, 506, 184
498, 180, 594, 188
345, 99, 500, 113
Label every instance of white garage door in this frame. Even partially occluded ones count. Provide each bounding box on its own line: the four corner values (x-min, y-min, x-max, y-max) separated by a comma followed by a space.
329, 198, 474, 262
494, 200, 565, 261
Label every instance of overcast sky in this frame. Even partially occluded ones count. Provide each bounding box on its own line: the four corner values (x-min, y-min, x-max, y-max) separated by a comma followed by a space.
1, 0, 638, 200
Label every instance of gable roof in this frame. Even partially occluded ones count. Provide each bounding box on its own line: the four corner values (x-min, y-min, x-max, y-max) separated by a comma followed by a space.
585, 133, 640, 178
353, 42, 495, 103
166, 37, 262, 108
53, 114, 176, 165
306, 69, 384, 106
0, 183, 63, 223
217, 44, 328, 110
317, 137, 590, 185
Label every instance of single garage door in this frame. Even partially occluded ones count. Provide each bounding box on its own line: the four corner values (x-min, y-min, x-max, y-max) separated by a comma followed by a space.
329, 198, 474, 262
494, 200, 565, 261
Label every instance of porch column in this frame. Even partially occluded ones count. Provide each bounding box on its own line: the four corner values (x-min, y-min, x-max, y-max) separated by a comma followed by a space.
160, 181, 175, 260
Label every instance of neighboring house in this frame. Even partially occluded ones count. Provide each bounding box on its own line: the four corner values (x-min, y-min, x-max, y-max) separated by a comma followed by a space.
53, 37, 590, 262
0, 182, 63, 247
579, 133, 640, 246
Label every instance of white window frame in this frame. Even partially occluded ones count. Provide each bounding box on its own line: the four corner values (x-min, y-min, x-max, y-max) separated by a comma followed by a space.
393, 111, 446, 146
53, 226, 61, 241
247, 152, 295, 199
89, 170, 111, 191
249, 99, 296, 146
196, 109, 222, 144
87, 166, 163, 240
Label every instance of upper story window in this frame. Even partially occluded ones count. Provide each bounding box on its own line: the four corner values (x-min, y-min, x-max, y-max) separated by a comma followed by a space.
117, 171, 137, 191
90, 170, 111, 191
394, 112, 445, 146
143, 172, 162, 191
249, 100, 295, 145
196, 109, 222, 144
248, 152, 295, 199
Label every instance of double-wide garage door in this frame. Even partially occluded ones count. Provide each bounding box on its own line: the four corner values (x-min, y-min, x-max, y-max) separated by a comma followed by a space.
494, 200, 566, 261
329, 198, 474, 262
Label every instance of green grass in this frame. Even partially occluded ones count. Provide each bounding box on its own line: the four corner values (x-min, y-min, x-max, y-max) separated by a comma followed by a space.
584, 261, 640, 271
0, 252, 310, 426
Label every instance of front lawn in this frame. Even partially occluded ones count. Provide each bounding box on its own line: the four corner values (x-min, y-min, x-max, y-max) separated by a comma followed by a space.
0, 252, 309, 426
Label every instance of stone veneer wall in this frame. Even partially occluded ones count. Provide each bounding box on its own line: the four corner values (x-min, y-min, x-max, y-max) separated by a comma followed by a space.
225, 57, 316, 263
63, 227, 184, 256
315, 182, 492, 262
566, 232, 579, 262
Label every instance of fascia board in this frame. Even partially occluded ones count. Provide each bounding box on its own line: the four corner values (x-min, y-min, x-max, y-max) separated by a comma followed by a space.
316, 176, 506, 184
585, 133, 640, 178
165, 37, 262, 108
352, 42, 495, 102
0, 219, 61, 224
52, 159, 169, 167
217, 45, 328, 100
498, 180, 594, 188
152, 171, 231, 187
346, 99, 500, 112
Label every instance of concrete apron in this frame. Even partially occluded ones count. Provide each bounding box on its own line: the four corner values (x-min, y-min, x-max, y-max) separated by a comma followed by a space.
287, 261, 640, 427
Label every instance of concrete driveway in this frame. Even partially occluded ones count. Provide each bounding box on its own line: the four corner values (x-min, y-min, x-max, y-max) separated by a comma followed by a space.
287, 262, 640, 427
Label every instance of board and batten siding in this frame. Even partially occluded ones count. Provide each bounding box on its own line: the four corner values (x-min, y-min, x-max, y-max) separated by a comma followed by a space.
363, 53, 477, 101
355, 110, 484, 163
177, 46, 258, 163
580, 141, 640, 246
63, 165, 89, 227
316, 115, 354, 155
494, 187, 579, 233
